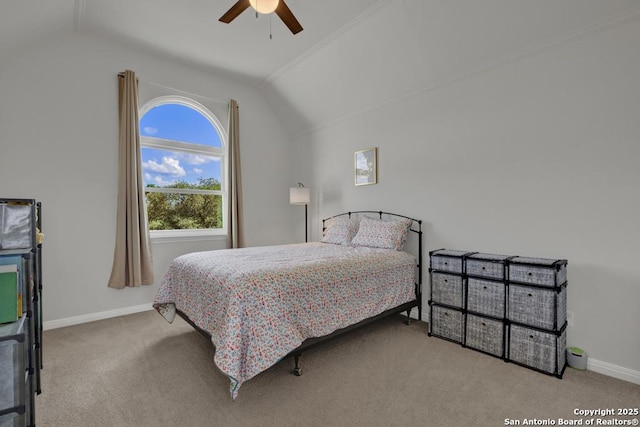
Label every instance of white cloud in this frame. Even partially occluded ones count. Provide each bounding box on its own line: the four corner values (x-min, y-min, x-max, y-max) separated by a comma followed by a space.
142, 156, 186, 177
356, 153, 369, 170
144, 172, 175, 187
152, 175, 176, 186
181, 153, 213, 165
193, 168, 203, 174
143, 126, 158, 135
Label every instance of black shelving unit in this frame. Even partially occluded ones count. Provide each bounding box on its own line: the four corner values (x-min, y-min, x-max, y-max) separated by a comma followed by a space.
0, 199, 43, 427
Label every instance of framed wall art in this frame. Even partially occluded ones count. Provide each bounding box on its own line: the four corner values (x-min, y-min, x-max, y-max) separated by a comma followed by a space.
354, 147, 377, 186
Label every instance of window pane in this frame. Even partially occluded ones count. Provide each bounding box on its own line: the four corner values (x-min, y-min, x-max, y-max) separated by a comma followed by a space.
142, 147, 221, 189
140, 103, 222, 147
146, 193, 222, 230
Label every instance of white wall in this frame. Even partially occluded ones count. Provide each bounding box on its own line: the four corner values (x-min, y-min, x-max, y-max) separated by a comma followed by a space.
0, 30, 298, 323
289, 13, 640, 376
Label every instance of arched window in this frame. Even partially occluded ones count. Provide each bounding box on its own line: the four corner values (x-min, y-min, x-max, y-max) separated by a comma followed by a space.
139, 96, 227, 236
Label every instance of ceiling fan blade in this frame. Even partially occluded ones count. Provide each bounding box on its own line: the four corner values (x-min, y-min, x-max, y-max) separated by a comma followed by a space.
275, 0, 303, 34
219, 0, 251, 24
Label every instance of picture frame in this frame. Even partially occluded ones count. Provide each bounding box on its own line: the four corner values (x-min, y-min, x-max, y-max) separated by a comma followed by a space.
354, 147, 377, 186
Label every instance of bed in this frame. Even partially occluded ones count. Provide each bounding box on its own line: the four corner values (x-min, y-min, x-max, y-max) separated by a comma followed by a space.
153, 211, 423, 399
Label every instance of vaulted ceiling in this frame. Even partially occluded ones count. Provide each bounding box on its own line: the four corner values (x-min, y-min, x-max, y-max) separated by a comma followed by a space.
3, 0, 639, 136
0, 0, 379, 84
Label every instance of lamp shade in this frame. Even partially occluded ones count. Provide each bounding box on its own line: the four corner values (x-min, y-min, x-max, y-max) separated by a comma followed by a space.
249, 0, 279, 14
290, 187, 310, 205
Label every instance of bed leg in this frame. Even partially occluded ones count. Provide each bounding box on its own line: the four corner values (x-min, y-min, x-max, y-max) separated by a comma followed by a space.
292, 354, 302, 376
405, 309, 412, 325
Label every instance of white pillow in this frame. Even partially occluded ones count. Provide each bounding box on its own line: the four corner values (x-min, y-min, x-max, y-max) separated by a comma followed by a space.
350, 216, 412, 250
321, 217, 360, 245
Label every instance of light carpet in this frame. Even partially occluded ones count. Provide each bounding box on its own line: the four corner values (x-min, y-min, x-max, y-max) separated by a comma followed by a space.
36, 310, 640, 427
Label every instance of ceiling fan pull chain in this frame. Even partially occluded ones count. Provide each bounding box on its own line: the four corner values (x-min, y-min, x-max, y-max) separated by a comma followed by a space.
270, 14, 273, 39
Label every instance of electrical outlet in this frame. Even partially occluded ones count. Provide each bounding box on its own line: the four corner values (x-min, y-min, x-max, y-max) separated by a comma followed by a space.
567, 311, 574, 327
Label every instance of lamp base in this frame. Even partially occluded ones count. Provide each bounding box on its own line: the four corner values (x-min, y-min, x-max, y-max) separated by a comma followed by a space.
305, 204, 308, 243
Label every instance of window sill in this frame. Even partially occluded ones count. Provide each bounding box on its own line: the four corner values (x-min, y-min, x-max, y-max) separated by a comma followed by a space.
150, 230, 227, 244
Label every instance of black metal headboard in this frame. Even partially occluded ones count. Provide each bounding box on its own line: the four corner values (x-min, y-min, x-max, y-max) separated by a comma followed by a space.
322, 210, 423, 320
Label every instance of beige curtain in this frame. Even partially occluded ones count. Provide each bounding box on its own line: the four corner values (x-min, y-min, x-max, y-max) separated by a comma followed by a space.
108, 70, 154, 288
227, 99, 246, 249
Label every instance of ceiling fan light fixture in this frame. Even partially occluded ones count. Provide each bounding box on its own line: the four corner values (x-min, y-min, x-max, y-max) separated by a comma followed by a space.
219, 0, 302, 35
249, 0, 279, 14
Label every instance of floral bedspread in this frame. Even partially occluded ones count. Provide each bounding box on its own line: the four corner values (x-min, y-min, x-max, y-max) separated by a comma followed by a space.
153, 242, 416, 399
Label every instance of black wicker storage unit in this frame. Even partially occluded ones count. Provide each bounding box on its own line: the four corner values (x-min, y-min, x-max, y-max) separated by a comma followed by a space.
427, 249, 568, 379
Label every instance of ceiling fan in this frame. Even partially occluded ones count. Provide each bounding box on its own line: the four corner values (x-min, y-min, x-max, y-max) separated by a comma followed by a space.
219, 0, 303, 35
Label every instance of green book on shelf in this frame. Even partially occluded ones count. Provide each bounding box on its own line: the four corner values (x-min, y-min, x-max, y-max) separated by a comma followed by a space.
0, 264, 19, 324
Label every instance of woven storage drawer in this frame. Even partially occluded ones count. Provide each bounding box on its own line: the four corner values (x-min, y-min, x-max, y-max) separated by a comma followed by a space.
429, 304, 464, 343
0, 340, 19, 409
508, 324, 566, 376
508, 284, 567, 331
431, 272, 465, 308
465, 314, 504, 357
508, 256, 567, 288
466, 253, 511, 280
467, 278, 505, 318
430, 249, 474, 274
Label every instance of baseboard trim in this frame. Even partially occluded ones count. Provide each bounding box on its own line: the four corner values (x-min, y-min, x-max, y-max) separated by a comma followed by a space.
43, 303, 154, 330
587, 358, 640, 385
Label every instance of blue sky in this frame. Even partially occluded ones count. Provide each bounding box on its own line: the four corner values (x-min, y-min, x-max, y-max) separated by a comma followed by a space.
140, 103, 222, 188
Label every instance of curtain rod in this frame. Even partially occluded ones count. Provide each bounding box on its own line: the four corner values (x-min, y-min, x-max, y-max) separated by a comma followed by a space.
117, 73, 232, 107
147, 81, 230, 106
